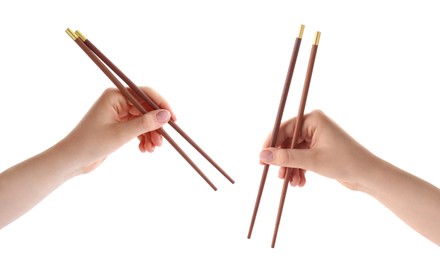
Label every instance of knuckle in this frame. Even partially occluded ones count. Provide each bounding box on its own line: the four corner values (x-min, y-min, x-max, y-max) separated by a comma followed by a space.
310, 109, 325, 119
102, 87, 117, 97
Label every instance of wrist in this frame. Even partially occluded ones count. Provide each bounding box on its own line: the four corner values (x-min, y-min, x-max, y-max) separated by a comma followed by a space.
47, 139, 86, 179
354, 155, 396, 195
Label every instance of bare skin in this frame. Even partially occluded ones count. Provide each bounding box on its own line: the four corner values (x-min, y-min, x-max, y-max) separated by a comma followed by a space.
259, 110, 440, 246
0, 87, 175, 229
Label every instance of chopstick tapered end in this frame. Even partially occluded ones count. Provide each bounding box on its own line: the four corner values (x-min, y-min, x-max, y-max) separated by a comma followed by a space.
298, 24, 305, 38
65, 28, 78, 40
75, 30, 87, 41
313, 31, 321, 45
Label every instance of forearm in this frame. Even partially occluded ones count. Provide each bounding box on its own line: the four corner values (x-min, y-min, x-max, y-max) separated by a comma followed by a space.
358, 158, 440, 245
0, 143, 79, 229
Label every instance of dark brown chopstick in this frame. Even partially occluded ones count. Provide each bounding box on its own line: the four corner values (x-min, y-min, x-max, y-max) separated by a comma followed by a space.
65, 28, 220, 191
271, 31, 321, 248
74, 30, 234, 185
248, 24, 305, 239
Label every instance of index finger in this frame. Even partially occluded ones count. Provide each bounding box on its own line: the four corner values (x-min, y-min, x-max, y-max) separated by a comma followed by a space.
130, 86, 177, 121
261, 117, 297, 149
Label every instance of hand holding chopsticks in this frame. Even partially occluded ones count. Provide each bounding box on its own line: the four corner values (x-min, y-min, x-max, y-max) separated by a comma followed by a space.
248, 25, 321, 247
65, 28, 234, 191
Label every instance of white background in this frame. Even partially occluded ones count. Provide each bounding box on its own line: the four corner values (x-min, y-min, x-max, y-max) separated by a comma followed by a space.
1, 0, 439, 259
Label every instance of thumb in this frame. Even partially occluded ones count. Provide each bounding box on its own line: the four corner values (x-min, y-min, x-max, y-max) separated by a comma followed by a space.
118, 109, 170, 141
259, 148, 315, 171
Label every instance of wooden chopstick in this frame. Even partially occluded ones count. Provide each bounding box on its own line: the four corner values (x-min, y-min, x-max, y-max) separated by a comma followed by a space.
248, 24, 305, 239
65, 28, 219, 191
271, 31, 321, 248
74, 30, 234, 185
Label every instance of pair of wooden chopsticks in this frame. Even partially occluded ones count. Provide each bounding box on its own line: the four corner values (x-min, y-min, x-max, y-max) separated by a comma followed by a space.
65, 28, 234, 191
248, 24, 321, 247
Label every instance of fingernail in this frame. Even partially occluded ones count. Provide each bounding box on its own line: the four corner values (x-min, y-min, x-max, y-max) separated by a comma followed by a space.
260, 150, 273, 162
156, 110, 170, 123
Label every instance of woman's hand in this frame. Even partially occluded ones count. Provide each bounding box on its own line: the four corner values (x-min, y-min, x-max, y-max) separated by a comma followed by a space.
58, 87, 175, 174
259, 110, 379, 190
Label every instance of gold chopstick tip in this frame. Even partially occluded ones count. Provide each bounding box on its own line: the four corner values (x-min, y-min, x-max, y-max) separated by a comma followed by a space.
75, 30, 87, 41
313, 31, 321, 45
65, 28, 78, 40
298, 24, 305, 38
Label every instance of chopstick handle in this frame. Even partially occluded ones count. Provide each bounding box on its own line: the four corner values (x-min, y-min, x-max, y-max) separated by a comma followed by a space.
271, 32, 320, 248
